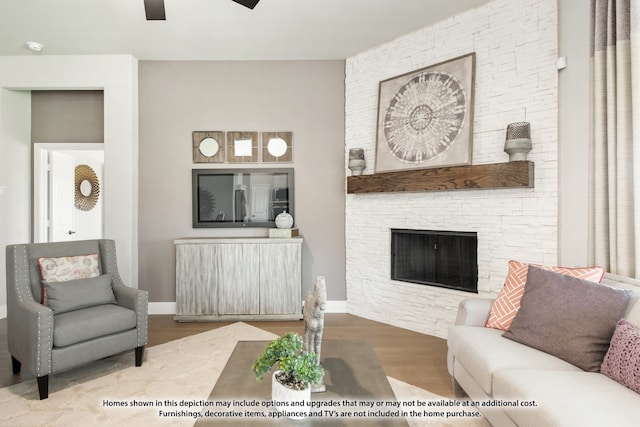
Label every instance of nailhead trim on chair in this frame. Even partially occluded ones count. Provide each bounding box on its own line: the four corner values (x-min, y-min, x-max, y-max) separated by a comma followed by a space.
42, 312, 52, 373
15, 247, 41, 372
15, 246, 28, 304
103, 240, 124, 286
37, 312, 43, 373
13, 246, 52, 375
137, 291, 148, 345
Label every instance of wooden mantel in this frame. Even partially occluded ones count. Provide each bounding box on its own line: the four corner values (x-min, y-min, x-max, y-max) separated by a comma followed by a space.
347, 161, 534, 194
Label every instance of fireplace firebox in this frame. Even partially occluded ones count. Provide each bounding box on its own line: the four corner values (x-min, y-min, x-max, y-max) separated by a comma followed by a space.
391, 229, 478, 293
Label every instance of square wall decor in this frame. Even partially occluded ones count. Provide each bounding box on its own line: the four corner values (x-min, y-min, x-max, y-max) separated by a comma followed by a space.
227, 131, 258, 163
261, 132, 293, 163
193, 131, 225, 163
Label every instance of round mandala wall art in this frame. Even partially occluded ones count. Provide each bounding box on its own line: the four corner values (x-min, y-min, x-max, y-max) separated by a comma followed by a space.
375, 53, 476, 173
384, 72, 466, 163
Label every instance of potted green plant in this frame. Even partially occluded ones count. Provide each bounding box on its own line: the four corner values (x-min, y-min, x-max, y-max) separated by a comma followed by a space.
252, 332, 324, 419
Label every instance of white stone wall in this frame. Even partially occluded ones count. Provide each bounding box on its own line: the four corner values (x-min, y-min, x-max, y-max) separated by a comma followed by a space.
345, 0, 558, 338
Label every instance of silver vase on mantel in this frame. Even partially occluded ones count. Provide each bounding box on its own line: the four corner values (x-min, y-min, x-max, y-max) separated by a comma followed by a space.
504, 122, 532, 161
348, 148, 366, 176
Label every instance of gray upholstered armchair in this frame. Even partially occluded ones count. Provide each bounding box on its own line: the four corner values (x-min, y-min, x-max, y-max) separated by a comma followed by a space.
5, 239, 148, 399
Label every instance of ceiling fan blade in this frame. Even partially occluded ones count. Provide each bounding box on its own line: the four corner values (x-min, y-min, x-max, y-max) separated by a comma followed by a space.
144, 0, 166, 20
232, 0, 260, 9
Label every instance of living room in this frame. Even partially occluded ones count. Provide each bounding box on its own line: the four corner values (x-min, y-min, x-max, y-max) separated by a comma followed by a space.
0, 0, 586, 331
1, 0, 639, 426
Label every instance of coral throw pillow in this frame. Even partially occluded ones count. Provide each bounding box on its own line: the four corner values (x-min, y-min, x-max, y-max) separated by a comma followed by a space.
601, 319, 640, 393
485, 260, 605, 330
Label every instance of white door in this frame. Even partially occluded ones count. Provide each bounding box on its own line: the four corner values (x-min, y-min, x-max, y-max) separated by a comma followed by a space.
49, 151, 76, 241
250, 184, 271, 222
34, 143, 104, 243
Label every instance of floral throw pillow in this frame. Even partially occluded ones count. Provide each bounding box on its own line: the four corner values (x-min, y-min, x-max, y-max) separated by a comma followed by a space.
485, 260, 605, 331
38, 254, 101, 304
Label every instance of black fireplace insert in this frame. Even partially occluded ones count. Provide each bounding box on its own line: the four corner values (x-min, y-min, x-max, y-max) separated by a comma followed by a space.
391, 228, 478, 293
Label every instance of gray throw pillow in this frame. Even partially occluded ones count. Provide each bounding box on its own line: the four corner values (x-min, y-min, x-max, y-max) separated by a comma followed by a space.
44, 273, 116, 314
502, 265, 631, 372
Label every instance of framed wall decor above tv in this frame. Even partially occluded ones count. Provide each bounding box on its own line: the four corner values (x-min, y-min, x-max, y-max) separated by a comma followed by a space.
192, 168, 294, 228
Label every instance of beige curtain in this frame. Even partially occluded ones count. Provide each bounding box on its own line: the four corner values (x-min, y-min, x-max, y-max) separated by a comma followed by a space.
589, 0, 640, 277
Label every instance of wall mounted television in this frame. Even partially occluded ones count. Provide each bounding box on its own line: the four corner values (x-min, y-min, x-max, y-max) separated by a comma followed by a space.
192, 168, 294, 228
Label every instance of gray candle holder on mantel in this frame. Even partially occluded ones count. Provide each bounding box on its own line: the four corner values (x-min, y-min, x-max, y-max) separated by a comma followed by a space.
504, 122, 532, 161
348, 148, 366, 176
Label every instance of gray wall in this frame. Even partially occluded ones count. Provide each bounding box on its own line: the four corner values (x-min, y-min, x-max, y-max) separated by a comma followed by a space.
31, 90, 104, 143
138, 60, 346, 302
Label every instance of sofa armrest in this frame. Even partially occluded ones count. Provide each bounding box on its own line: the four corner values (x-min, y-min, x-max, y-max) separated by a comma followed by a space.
454, 298, 495, 326
113, 286, 148, 347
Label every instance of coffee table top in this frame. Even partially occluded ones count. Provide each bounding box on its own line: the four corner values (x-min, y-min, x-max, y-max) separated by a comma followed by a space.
196, 339, 408, 426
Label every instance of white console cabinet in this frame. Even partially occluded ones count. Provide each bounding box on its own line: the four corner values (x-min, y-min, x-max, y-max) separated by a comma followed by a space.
174, 237, 303, 321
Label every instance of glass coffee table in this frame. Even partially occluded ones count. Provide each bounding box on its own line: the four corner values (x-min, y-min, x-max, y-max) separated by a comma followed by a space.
195, 339, 409, 426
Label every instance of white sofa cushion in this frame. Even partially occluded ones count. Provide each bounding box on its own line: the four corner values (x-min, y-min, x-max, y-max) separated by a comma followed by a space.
448, 325, 580, 395
493, 369, 640, 427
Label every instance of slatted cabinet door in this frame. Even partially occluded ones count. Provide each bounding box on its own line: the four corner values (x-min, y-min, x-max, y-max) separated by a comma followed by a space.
175, 243, 218, 316
217, 243, 261, 315
259, 243, 301, 315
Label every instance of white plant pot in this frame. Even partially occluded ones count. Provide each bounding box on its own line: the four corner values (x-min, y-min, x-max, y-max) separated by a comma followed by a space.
271, 370, 310, 419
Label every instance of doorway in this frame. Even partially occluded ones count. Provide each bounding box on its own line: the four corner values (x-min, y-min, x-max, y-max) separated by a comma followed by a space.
250, 183, 270, 222
33, 143, 104, 243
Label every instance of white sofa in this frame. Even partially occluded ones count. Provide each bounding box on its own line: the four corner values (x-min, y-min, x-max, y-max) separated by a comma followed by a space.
447, 273, 640, 427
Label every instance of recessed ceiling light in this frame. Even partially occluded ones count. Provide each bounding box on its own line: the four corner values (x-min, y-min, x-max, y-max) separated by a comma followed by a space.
26, 41, 43, 52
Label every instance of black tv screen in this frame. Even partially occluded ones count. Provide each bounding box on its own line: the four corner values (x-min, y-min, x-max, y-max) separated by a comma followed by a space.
192, 168, 294, 228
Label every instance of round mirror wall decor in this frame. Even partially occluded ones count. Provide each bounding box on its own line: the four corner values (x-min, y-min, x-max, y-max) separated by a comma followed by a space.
267, 137, 288, 157
199, 137, 220, 158
193, 131, 225, 163
80, 180, 92, 197
261, 132, 293, 163
74, 164, 100, 211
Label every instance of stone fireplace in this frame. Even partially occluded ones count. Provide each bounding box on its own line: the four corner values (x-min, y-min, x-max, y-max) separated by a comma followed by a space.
391, 229, 478, 293
344, 0, 558, 338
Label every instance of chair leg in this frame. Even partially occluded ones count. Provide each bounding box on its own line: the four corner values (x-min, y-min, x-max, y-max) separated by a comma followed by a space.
135, 346, 144, 367
37, 375, 49, 400
11, 356, 21, 374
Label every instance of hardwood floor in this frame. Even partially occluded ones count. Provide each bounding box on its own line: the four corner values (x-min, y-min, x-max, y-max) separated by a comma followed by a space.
0, 313, 454, 397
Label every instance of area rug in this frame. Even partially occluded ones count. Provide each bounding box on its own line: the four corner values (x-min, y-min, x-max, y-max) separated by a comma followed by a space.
0, 322, 488, 426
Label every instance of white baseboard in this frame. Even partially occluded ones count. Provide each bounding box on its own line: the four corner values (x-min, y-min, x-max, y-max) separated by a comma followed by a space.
0, 301, 347, 319
325, 300, 347, 313
149, 302, 177, 315
149, 300, 347, 316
